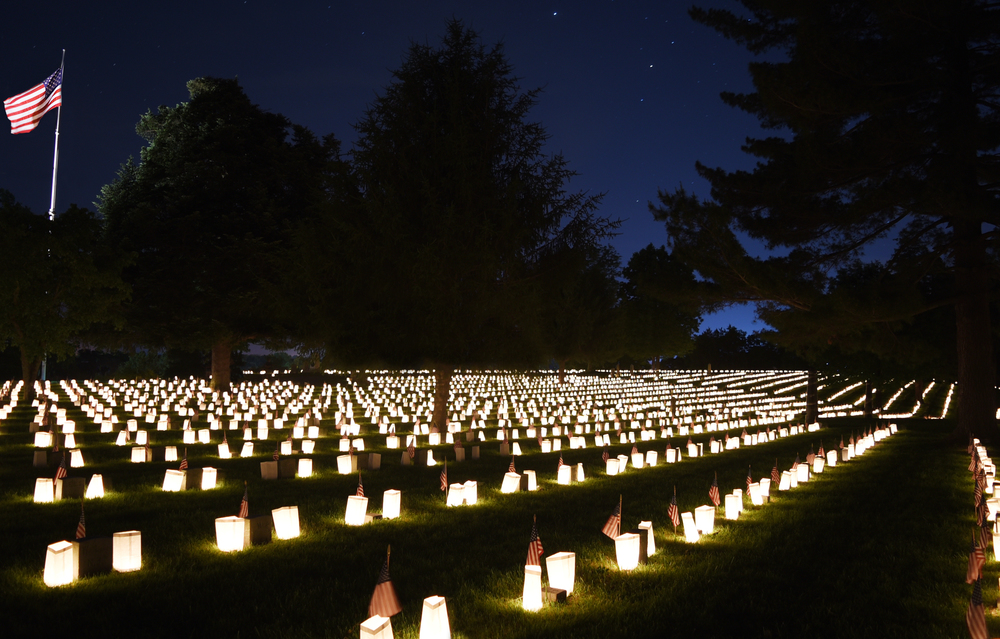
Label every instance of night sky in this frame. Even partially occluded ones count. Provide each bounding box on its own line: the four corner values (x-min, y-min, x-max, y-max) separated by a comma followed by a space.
1, 0, 770, 333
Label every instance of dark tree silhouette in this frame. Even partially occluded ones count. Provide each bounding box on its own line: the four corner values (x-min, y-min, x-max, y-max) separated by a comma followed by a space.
99, 78, 339, 391
653, 1, 1000, 440
313, 20, 615, 430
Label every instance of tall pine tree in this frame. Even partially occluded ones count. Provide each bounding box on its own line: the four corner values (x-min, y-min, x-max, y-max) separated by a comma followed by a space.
653, 1, 1000, 440
312, 20, 615, 430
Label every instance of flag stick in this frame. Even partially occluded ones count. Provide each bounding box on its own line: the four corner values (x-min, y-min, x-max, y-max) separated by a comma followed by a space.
672, 485, 677, 533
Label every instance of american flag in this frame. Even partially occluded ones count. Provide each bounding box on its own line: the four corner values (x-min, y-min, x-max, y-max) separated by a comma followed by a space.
440, 460, 448, 492
602, 447, 610, 463
368, 549, 403, 618
124, 428, 130, 442
557, 453, 564, 470
967, 578, 989, 639
601, 499, 621, 539
792, 454, 800, 470
179, 448, 188, 470
509, 456, 516, 473
974, 472, 983, 505
746, 465, 752, 491
771, 459, 779, 485
357, 473, 365, 497
709, 473, 720, 507
668, 487, 680, 528
970, 451, 979, 472
55, 451, 68, 480
527, 516, 544, 566
238, 481, 249, 518
407, 440, 415, 459
273, 443, 280, 461
631, 444, 638, 457
978, 495, 988, 527
967, 534, 986, 584
981, 519, 993, 552
4, 67, 62, 134
839, 435, 844, 449
76, 501, 86, 539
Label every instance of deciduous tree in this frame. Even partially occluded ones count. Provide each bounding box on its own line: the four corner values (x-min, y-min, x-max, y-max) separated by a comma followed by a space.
0, 190, 127, 399
618, 245, 701, 368
99, 78, 339, 391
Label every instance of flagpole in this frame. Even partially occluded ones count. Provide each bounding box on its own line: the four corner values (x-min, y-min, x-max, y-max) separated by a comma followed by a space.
39, 50, 65, 384
47, 49, 65, 221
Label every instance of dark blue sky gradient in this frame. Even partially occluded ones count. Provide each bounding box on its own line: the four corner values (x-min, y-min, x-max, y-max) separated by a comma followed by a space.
1, 0, 772, 333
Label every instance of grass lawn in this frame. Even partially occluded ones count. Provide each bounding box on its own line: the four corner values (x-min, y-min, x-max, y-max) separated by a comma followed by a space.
0, 373, 984, 638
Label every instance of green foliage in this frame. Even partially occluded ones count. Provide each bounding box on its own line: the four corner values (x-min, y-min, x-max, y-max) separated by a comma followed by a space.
114, 350, 169, 380
618, 245, 701, 364
535, 243, 622, 370
311, 20, 616, 370
675, 326, 804, 371
0, 190, 128, 390
652, 1, 1000, 436
98, 78, 342, 388
761, 258, 960, 379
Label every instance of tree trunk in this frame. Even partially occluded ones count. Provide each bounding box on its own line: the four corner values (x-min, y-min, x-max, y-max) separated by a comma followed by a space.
431, 365, 453, 433
558, 360, 567, 385
953, 221, 997, 442
19, 347, 41, 403
211, 339, 232, 393
864, 381, 872, 418
805, 369, 818, 425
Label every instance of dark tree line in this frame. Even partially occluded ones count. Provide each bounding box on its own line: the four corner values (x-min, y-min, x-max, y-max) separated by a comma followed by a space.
11, 5, 990, 441
1, 21, 702, 418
